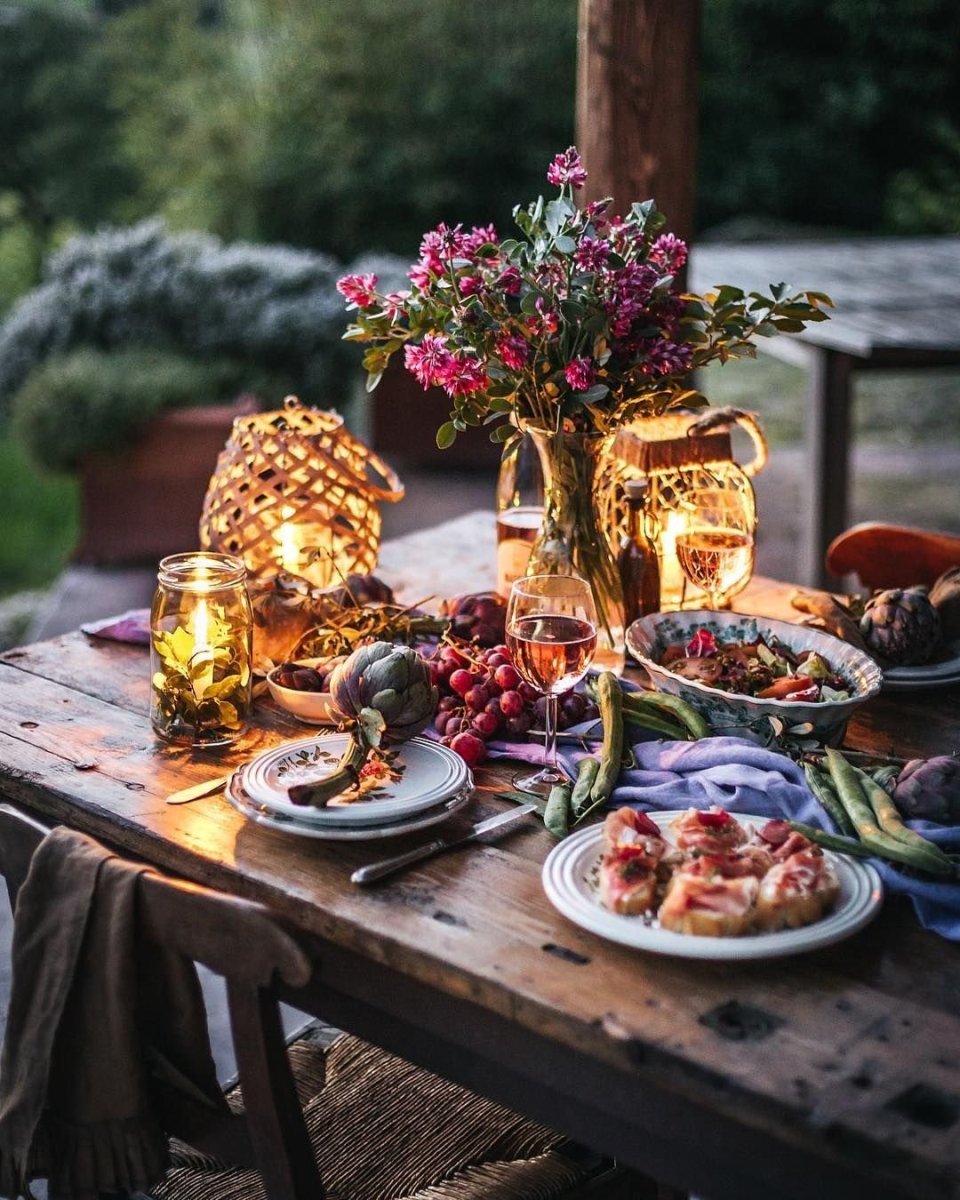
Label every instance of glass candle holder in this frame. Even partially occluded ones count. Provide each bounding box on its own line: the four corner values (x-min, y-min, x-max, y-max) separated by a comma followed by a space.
150, 552, 253, 746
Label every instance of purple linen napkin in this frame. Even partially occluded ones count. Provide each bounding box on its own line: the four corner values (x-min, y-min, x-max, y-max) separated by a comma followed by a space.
81, 609, 151, 645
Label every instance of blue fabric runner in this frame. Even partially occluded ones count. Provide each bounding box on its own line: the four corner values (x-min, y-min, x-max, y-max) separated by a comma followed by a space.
486, 732, 960, 942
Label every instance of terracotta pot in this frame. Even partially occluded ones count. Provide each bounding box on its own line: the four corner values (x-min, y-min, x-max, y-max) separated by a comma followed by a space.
74, 400, 256, 566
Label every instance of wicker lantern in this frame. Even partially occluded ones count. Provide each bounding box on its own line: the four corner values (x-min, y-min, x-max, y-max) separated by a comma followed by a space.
600, 409, 767, 610
199, 396, 404, 587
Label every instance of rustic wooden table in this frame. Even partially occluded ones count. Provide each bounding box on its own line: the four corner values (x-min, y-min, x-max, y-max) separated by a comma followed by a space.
2, 513, 959, 1200
690, 237, 960, 587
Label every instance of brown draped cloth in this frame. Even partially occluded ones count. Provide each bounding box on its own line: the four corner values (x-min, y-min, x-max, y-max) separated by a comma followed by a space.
0, 827, 229, 1200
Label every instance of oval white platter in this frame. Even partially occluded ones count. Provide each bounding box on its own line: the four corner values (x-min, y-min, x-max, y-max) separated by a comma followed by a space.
542, 811, 883, 961
240, 734, 470, 825
226, 771, 473, 841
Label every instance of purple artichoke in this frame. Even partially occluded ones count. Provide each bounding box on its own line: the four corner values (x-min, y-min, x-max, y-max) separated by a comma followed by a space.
893, 756, 960, 825
289, 641, 437, 808
860, 587, 941, 666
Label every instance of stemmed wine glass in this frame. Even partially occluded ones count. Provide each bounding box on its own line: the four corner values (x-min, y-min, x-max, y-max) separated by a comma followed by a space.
506, 574, 598, 795
674, 488, 756, 610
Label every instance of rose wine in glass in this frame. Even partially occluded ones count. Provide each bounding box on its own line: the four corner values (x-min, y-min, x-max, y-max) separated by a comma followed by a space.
506, 574, 597, 795
675, 489, 755, 609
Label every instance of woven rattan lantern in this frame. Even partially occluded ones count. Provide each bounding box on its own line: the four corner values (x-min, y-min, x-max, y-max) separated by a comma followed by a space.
600, 409, 767, 610
199, 397, 404, 588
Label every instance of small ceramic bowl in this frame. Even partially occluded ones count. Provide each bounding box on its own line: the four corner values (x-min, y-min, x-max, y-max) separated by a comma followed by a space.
626, 610, 883, 746
266, 658, 339, 725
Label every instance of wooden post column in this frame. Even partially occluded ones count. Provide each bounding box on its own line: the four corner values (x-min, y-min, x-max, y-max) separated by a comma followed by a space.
576, 0, 701, 243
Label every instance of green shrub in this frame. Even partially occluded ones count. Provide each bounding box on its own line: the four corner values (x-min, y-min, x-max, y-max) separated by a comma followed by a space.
10, 347, 285, 473
0, 219, 348, 420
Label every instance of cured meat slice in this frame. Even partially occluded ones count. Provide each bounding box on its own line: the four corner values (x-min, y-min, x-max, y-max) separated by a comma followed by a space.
755, 849, 840, 931
670, 806, 747, 856
680, 843, 775, 881
658, 873, 759, 937
599, 848, 658, 915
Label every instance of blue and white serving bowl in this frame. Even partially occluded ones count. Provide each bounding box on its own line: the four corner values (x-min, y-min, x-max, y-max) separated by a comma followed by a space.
625, 610, 883, 746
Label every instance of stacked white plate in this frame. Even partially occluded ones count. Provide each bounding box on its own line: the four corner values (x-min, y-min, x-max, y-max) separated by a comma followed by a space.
226, 733, 474, 840
883, 639, 960, 692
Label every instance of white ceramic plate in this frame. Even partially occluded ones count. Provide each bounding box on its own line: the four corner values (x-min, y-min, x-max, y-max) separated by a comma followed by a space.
882, 639, 960, 692
542, 811, 883, 961
226, 772, 473, 840
240, 734, 471, 825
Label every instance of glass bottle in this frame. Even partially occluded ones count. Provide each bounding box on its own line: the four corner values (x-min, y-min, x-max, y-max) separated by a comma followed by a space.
150, 552, 253, 746
495, 432, 544, 598
617, 478, 661, 628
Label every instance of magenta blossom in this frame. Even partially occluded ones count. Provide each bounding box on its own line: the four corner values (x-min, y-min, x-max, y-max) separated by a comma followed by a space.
459, 275, 484, 297
645, 340, 694, 376
440, 354, 488, 397
574, 237, 610, 273
564, 357, 596, 392
336, 273, 379, 309
547, 146, 588, 190
648, 233, 689, 274
382, 290, 411, 320
404, 333, 452, 389
497, 334, 529, 371
496, 266, 523, 296
461, 224, 499, 256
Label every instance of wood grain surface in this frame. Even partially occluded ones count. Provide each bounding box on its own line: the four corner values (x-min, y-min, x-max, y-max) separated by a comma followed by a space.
1, 515, 958, 1200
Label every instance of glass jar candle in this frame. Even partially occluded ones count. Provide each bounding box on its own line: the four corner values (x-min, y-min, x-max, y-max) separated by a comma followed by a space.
150, 552, 253, 746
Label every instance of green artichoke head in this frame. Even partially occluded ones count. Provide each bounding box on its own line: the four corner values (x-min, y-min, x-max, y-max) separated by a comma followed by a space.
329, 641, 438, 742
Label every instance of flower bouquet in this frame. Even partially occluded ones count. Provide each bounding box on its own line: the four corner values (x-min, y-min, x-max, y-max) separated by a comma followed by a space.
338, 146, 831, 664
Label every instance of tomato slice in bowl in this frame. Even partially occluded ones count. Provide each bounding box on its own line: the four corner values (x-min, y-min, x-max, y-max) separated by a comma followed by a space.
671, 657, 723, 684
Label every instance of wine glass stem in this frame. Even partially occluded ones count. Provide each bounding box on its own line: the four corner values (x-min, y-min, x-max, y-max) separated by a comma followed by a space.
543, 693, 560, 775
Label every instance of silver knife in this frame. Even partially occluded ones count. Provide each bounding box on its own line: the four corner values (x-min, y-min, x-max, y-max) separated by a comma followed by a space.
166, 775, 231, 805
351, 804, 537, 886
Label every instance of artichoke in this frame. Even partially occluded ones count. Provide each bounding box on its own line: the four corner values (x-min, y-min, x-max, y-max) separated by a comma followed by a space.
289, 641, 437, 808
859, 587, 941, 666
893, 756, 960, 825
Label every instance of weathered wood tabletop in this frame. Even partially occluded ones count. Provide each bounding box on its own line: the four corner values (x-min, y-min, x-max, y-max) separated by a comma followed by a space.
1, 512, 959, 1200
690, 237, 960, 587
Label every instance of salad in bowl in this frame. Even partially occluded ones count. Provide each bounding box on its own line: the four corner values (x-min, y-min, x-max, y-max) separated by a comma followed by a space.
626, 611, 883, 745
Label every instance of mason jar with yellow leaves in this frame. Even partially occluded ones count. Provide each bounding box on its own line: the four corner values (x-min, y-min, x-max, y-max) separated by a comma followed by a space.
150, 552, 253, 746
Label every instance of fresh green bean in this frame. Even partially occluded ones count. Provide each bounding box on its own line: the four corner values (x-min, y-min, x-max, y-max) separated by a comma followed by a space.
853, 764, 955, 875
544, 783, 572, 839
590, 672, 624, 806
622, 690, 710, 740
621, 708, 688, 739
803, 762, 856, 836
826, 748, 954, 876
570, 757, 601, 818
786, 820, 875, 858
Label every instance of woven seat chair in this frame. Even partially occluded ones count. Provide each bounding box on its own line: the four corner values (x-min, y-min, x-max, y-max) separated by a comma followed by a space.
0, 806, 662, 1200
826, 522, 960, 591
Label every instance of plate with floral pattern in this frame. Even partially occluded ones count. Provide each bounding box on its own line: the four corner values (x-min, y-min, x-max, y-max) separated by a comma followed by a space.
240, 734, 471, 825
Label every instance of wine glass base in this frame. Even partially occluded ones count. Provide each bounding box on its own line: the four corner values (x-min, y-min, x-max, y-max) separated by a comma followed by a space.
511, 763, 570, 797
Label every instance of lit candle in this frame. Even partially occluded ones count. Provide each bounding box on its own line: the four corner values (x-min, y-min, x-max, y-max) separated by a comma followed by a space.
274, 517, 336, 588
277, 520, 301, 575
190, 577, 216, 696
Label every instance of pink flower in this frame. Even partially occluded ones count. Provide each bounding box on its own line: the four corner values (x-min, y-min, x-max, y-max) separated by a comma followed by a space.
564, 357, 596, 392
497, 334, 529, 370
408, 256, 441, 290
440, 353, 488, 397
532, 297, 559, 336
648, 233, 688, 274
547, 146, 588, 190
382, 290, 411, 320
336, 273, 379, 309
404, 334, 453, 390
461, 224, 499, 256
574, 237, 610, 273
459, 275, 483, 297
496, 266, 523, 296
585, 198, 612, 230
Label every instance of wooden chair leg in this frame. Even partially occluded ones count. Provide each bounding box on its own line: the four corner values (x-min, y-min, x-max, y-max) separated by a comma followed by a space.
226, 982, 324, 1200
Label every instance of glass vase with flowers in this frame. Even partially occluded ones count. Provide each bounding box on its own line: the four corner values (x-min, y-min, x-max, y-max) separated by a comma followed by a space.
337, 147, 831, 667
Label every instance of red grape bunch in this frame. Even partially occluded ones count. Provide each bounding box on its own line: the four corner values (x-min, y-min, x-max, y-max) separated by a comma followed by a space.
427, 641, 600, 767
